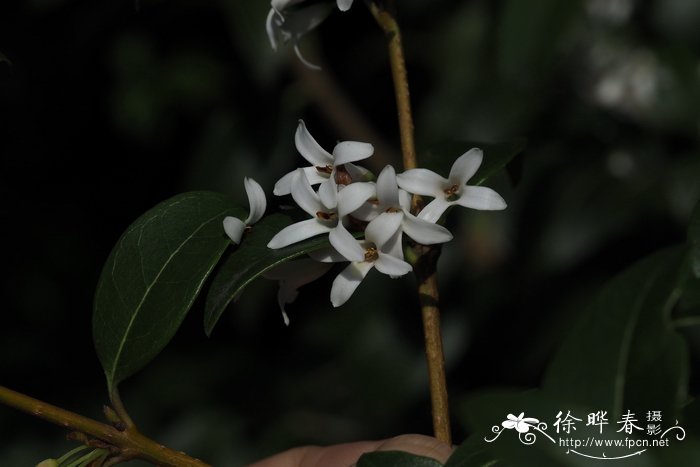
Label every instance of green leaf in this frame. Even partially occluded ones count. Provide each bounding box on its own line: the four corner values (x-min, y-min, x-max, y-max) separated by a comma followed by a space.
357, 451, 443, 467
419, 140, 526, 187
543, 246, 690, 420
689, 200, 700, 278
203, 211, 334, 335
93, 191, 243, 392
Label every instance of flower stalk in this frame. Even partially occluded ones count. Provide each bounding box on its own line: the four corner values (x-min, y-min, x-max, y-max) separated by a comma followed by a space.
0, 385, 209, 467
368, 0, 417, 172
368, 0, 452, 445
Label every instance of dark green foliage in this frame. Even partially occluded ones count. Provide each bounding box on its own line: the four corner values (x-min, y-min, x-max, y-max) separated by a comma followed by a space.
93, 192, 242, 392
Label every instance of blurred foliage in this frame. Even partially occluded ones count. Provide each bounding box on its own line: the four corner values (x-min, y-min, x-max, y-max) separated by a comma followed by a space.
1, 0, 699, 465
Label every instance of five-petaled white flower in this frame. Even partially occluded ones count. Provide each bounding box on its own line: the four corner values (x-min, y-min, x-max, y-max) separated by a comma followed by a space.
267, 169, 375, 249
274, 120, 373, 196
397, 148, 507, 223
311, 217, 412, 307
502, 413, 540, 433
223, 177, 267, 244
266, 0, 354, 70
353, 165, 453, 258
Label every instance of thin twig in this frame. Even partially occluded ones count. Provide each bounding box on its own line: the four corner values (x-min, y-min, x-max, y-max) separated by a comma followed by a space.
367, 0, 417, 171
415, 246, 452, 445
368, 0, 452, 445
0, 385, 209, 467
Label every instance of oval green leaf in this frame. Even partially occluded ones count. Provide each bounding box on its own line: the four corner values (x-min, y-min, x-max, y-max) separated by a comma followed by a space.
419, 139, 526, 187
357, 451, 443, 467
203, 211, 337, 335
93, 191, 243, 392
543, 245, 690, 420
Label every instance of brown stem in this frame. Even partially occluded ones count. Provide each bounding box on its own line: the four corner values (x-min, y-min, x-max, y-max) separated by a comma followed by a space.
369, 0, 451, 445
368, 0, 417, 172
0, 385, 210, 467
414, 246, 451, 445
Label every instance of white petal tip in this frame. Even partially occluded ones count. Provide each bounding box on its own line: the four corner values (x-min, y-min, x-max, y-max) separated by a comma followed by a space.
223, 216, 245, 244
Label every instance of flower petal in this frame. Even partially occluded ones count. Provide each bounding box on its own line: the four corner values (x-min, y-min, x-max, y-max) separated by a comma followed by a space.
243, 177, 267, 224
266, 9, 280, 50
291, 169, 323, 217
295, 120, 333, 166
350, 201, 381, 222
337, 181, 376, 217
336, 0, 354, 12
374, 252, 412, 277
417, 198, 452, 223
293, 43, 322, 71
398, 189, 412, 210
333, 141, 374, 165
318, 174, 338, 210
263, 258, 331, 326
449, 148, 483, 185
383, 228, 404, 261
274, 166, 328, 196
396, 168, 447, 197
329, 223, 364, 262
223, 216, 246, 244
267, 218, 331, 249
401, 210, 453, 245
345, 162, 371, 182
330, 261, 374, 307
365, 212, 403, 249
376, 165, 400, 208
456, 186, 507, 210
308, 246, 347, 263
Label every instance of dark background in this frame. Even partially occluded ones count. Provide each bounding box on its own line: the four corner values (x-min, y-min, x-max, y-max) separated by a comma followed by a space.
1, 0, 699, 465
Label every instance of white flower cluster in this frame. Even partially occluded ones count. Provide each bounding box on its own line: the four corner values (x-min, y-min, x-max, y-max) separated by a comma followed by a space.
224, 121, 507, 324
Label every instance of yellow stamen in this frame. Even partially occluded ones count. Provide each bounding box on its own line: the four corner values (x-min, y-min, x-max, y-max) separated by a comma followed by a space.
364, 247, 379, 262
444, 184, 459, 196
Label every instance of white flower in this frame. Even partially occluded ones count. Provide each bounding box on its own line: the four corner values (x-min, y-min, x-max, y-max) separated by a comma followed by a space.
266, 0, 354, 70
311, 217, 412, 307
262, 258, 332, 325
353, 165, 453, 258
273, 120, 373, 196
336, 0, 354, 11
267, 169, 375, 249
502, 413, 540, 433
223, 177, 267, 244
396, 148, 507, 223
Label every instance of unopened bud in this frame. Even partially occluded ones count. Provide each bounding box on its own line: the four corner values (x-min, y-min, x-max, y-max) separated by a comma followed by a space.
36, 460, 59, 467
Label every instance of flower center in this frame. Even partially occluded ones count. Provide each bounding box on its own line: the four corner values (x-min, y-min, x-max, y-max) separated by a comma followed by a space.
385, 207, 401, 213
315, 165, 333, 175
316, 211, 337, 221
444, 184, 460, 202
364, 247, 379, 262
